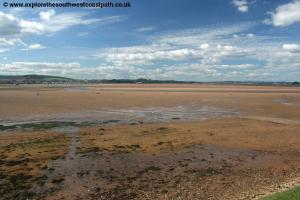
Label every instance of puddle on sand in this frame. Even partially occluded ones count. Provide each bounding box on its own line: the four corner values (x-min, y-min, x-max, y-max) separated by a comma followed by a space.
64, 87, 94, 93
68, 131, 79, 160
51, 126, 79, 134
33, 127, 80, 196
52, 127, 79, 159
272, 99, 299, 106
0, 105, 239, 130
99, 105, 238, 122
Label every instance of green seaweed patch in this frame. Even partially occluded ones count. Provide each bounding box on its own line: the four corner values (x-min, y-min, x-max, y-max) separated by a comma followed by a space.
0, 173, 35, 200
261, 186, 300, 200
0, 121, 96, 131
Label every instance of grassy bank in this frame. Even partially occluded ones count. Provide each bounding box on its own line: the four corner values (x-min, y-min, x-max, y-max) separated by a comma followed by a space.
261, 186, 300, 200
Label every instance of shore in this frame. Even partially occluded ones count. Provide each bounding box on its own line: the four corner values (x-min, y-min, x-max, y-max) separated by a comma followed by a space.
0, 84, 299, 199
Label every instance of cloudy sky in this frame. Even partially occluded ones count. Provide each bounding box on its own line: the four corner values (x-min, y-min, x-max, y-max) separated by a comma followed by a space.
1, 0, 300, 81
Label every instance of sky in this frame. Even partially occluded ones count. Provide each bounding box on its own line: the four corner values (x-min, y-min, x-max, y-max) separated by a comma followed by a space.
1, 0, 300, 81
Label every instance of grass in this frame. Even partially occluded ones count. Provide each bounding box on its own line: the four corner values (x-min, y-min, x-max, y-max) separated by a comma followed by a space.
0, 121, 76, 131
261, 186, 300, 200
0, 121, 96, 131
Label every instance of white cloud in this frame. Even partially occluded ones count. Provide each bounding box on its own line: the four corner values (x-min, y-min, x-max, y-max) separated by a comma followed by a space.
0, 61, 139, 79
91, 24, 265, 78
0, 38, 26, 46
0, 12, 21, 36
1, 20, 300, 81
26, 43, 46, 50
247, 33, 255, 38
155, 22, 254, 46
96, 46, 198, 66
267, 0, 300, 27
39, 9, 56, 21
2, 42, 300, 81
0, 11, 124, 36
20, 13, 123, 35
282, 43, 299, 51
136, 26, 156, 32
223, 45, 235, 51
0, 38, 46, 52
0, 61, 256, 80
200, 43, 210, 50
20, 20, 46, 35
93, 23, 257, 67
37, 13, 109, 33
3, 62, 81, 69
0, 48, 8, 53
0, 62, 81, 76
78, 32, 89, 37
88, 22, 300, 81
232, 0, 249, 12
0, 10, 124, 53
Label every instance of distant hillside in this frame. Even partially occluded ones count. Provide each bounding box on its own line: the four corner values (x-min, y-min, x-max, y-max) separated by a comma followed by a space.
0, 75, 77, 84
0, 75, 299, 86
0, 76, 198, 84
87, 78, 199, 84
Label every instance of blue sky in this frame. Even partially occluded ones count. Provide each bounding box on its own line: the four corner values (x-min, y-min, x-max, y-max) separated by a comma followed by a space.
1, 0, 300, 81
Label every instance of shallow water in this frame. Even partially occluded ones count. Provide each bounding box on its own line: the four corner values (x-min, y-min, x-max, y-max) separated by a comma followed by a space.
51, 127, 79, 134
51, 127, 79, 159
99, 105, 238, 122
0, 105, 239, 130
64, 87, 94, 93
272, 99, 299, 106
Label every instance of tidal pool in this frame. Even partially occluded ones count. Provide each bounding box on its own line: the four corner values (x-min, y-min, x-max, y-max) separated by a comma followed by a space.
0, 105, 239, 131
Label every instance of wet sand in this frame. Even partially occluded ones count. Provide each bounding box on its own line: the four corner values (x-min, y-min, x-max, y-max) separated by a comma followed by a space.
0, 84, 300, 123
0, 84, 300, 200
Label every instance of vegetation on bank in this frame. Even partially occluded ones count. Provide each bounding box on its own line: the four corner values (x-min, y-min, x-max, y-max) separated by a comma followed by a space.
0, 132, 70, 200
261, 186, 300, 200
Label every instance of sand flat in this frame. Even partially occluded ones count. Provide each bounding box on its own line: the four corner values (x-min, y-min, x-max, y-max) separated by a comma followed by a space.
0, 84, 300, 200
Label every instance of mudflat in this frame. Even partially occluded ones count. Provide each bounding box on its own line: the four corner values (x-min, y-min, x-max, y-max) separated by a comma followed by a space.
0, 84, 300, 200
